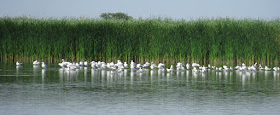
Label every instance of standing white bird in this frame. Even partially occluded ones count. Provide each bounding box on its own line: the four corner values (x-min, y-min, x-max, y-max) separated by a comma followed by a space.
167, 65, 174, 73
186, 63, 191, 70
42, 62, 48, 68
130, 60, 136, 69
124, 62, 129, 68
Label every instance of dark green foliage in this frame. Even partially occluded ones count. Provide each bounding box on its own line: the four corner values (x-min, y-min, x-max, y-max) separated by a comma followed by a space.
100, 12, 133, 21
0, 17, 279, 64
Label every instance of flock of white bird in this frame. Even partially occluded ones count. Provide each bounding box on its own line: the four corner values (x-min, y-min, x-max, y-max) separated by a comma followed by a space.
15, 59, 279, 73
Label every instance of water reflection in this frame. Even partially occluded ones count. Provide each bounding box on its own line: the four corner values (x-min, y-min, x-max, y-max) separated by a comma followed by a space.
130, 70, 135, 86
16, 65, 22, 76
25, 64, 280, 93
59, 68, 64, 84
84, 68, 87, 83
42, 69, 46, 85
3, 64, 280, 114
64, 69, 78, 81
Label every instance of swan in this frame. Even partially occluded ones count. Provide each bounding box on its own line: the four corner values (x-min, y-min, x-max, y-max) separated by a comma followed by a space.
42, 62, 48, 68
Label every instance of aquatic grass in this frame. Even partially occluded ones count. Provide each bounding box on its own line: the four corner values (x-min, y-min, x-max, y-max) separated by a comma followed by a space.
0, 17, 279, 65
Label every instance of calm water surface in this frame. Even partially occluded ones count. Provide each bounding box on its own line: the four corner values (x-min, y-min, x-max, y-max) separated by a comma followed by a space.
1, 63, 280, 115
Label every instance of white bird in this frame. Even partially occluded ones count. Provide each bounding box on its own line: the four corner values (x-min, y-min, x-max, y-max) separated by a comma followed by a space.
212, 66, 217, 70
75, 62, 80, 67
84, 61, 88, 66
137, 64, 143, 69
68, 64, 77, 70
42, 62, 48, 68
166, 65, 174, 73
264, 66, 271, 71
208, 64, 211, 68
242, 63, 246, 67
101, 63, 107, 69
258, 64, 264, 70
192, 63, 200, 67
143, 62, 150, 68
124, 62, 129, 68
273, 67, 280, 71
130, 60, 136, 69
150, 62, 157, 70
33, 60, 40, 65
234, 66, 240, 70
59, 59, 71, 67
16, 61, 23, 66
218, 67, 223, 71
248, 66, 256, 71
223, 65, 230, 71
201, 66, 207, 73
91, 62, 98, 69
79, 62, 84, 66
158, 63, 165, 70
186, 63, 191, 70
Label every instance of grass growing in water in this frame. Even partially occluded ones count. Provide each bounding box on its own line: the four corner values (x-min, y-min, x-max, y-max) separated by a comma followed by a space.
0, 17, 279, 65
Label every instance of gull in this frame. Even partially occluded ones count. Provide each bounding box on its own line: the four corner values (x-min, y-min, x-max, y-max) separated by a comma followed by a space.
42, 62, 48, 68
16, 61, 23, 66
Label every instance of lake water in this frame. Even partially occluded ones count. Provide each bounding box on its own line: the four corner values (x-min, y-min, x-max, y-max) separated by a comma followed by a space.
1, 63, 280, 115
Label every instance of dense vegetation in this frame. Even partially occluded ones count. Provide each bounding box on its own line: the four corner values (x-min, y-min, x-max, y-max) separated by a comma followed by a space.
0, 17, 280, 65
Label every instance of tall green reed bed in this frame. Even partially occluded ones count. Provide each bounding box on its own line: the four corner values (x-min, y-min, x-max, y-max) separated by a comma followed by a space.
0, 17, 279, 65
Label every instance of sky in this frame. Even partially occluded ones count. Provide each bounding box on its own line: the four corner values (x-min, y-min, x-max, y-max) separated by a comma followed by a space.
0, 0, 279, 20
